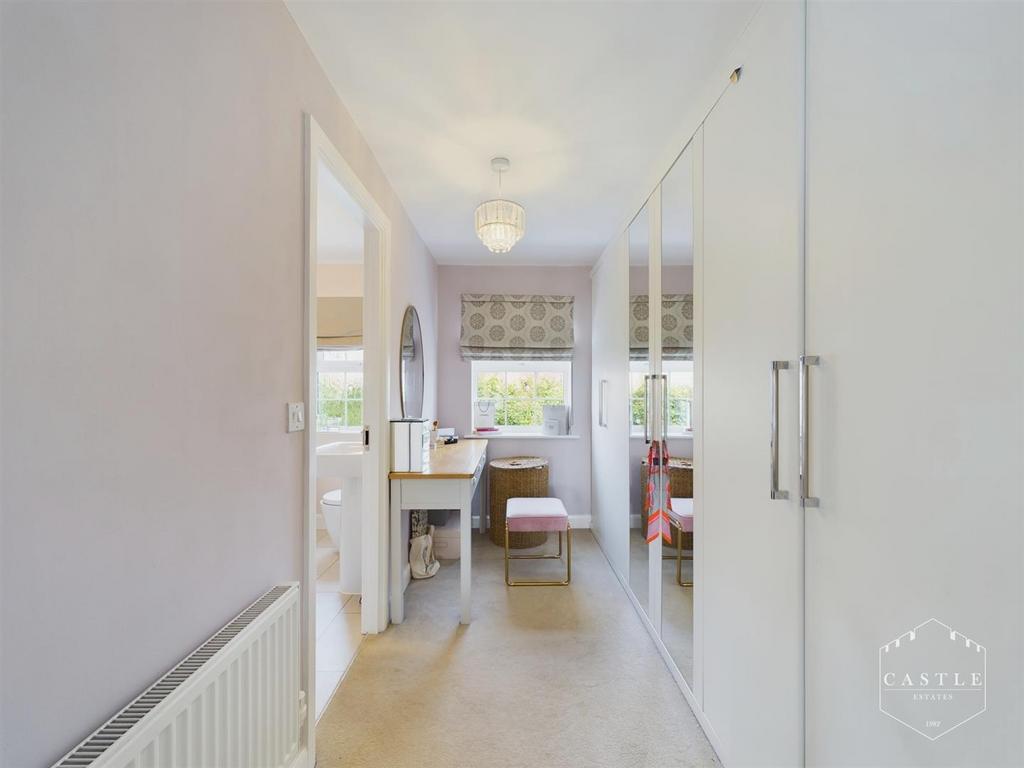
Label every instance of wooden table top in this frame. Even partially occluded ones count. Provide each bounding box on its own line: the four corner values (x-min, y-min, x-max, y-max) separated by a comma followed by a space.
389, 439, 488, 480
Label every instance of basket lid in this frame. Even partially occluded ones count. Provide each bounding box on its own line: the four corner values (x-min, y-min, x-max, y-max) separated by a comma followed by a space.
641, 456, 693, 468
490, 456, 548, 470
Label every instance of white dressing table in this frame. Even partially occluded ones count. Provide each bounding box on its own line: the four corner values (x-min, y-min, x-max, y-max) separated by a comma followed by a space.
389, 439, 488, 625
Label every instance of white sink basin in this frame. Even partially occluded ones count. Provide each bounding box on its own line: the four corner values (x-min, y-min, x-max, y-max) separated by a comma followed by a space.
317, 440, 363, 454
317, 441, 363, 479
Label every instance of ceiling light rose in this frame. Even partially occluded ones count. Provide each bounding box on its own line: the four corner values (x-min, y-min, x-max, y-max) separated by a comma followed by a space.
475, 157, 525, 254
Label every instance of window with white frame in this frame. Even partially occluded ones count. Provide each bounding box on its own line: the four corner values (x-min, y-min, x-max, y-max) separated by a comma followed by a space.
471, 360, 571, 433
629, 360, 693, 436
317, 349, 363, 432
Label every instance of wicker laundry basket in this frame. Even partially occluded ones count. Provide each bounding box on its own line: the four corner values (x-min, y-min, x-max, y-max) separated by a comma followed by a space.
641, 457, 693, 550
489, 456, 550, 548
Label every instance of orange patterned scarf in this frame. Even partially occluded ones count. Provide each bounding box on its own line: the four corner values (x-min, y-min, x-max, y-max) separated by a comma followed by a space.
645, 440, 674, 544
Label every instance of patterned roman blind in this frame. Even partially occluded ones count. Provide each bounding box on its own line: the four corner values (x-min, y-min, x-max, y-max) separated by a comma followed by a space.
460, 294, 575, 361
629, 294, 693, 361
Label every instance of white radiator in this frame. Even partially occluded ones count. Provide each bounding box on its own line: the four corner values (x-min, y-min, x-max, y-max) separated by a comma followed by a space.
52, 583, 304, 768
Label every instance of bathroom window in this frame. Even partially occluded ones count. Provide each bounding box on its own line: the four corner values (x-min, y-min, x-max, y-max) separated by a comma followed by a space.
471, 360, 571, 434
629, 360, 693, 436
317, 349, 363, 432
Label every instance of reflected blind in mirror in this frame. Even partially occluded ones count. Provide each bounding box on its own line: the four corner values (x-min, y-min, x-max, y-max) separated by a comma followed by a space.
629, 293, 693, 361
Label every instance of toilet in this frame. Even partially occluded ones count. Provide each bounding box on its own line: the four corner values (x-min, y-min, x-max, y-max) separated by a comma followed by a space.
321, 489, 343, 546
320, 489, 361, 594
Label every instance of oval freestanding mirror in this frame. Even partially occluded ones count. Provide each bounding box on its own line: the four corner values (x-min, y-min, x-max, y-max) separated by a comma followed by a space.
400, 305, 424, 418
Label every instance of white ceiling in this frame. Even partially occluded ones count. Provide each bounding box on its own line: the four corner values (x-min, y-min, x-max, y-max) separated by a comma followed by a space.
288, 1, 756, 266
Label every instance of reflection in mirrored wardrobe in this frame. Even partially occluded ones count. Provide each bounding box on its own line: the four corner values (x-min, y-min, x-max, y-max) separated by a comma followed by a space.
659, 144, 695, 686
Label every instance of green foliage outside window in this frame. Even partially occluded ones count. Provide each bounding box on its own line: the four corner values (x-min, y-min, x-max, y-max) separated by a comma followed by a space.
630, 381, 692, 430
475, 372, 566, 427
318, 374, 363, 431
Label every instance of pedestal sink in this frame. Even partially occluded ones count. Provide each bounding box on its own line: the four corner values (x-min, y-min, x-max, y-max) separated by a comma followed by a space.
316, 441, 364, 593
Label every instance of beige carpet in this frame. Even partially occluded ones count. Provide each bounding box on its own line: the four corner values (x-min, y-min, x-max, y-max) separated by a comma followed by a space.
316, 531, 719, 768
629, 527, 695, 689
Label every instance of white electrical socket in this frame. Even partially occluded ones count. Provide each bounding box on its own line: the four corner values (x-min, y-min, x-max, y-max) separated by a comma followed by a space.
287, 403, 305, 433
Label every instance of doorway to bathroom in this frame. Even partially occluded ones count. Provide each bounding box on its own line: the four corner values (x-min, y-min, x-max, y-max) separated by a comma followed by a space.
303, 116, 391, 750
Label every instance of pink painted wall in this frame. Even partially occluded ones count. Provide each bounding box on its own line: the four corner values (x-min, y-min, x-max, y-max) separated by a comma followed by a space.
629, 264, 693, 294
436, 266, 592, 522
0, 3, 436, 765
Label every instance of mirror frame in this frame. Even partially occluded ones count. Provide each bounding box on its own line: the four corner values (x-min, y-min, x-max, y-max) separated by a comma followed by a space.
399, 305, 424, 419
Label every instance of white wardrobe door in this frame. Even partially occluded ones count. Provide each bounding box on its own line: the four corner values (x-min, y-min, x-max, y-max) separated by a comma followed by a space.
700, 2, 805, 765
591, 234, 631, 580
805, 2, 1024, 765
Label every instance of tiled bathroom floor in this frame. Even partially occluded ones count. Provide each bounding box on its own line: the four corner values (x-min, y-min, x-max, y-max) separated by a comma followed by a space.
315, 530, 363, 720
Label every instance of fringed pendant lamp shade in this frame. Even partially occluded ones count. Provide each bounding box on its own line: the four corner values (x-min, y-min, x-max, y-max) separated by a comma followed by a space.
475, 157, 525, 254
475, 199, 525, 253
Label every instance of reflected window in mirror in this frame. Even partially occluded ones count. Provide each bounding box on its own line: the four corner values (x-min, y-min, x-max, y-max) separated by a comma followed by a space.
629, 360, 693, 437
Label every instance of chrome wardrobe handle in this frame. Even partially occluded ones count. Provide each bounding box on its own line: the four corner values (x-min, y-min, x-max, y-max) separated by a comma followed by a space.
643, 374, 653, 443
799, 355, 820, 507
770, 361, 790, 500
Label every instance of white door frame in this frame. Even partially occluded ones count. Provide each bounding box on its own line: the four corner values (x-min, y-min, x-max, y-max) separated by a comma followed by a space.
302, 114, 392, 761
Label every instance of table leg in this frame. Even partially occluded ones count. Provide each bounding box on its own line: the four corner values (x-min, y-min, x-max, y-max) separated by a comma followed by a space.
460, 481, 472, 624
478, 461, 487, 534
389, 480, 404, 624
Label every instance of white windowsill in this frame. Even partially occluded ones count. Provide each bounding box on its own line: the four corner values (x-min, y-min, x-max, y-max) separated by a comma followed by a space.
462, 433, 581, 440
629, 433, 694, 440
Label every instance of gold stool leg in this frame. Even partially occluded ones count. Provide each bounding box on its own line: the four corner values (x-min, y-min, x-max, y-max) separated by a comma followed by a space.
504, 524, 511, 586
505, 522, 572, 587
673, 518, 693, 588
565, 523, 572, 584
677, 525, 684, 586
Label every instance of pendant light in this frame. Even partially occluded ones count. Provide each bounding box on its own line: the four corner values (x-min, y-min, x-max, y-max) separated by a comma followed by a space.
474, 157, 525, 254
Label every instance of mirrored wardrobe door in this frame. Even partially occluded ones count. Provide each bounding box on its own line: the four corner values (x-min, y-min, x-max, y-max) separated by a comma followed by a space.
627, 199, 651, 618
659, 144, 696, 687
646, 187, 664, 637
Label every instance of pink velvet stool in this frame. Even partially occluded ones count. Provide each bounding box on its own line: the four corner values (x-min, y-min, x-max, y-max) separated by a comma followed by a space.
504, 497, 571, 586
